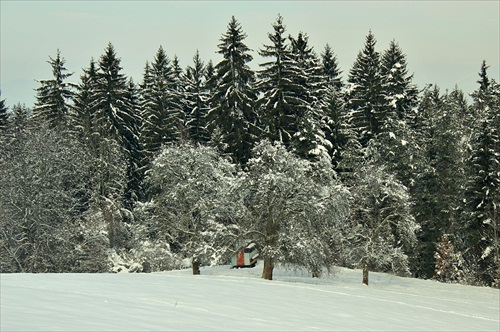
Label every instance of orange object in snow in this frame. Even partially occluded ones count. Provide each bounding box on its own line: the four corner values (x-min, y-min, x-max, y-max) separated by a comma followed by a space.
237, 249, 245, 266
231, 243, 259, 268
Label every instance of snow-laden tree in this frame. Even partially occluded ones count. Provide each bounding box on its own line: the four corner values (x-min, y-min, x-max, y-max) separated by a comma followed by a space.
74, 59, 99, 140
320, 44, 347, 167
288, 32, 331, 160
410, 85, 468, 279
0, 121, 108, 272
321, 44, 343, 91
463, 63, 500, 286
184, 50, 210, 144
256, 15, 309, 149
343, 146, 419, 285
0, 91, 8, 131
94, 43, 140, 148
380, 40, 418, 120
433, 234, 465, 283
87, 43, 142, 242
140, 46, 185, 164
145, 143, 241, 275
171, 54, 188, 127
32, 50, 77, 130
208, 16, 258, 164
345, 31, 386, 147
238, 140, 350, 280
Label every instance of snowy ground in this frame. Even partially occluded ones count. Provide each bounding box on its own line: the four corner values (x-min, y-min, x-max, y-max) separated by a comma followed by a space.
1, 264, 499, 331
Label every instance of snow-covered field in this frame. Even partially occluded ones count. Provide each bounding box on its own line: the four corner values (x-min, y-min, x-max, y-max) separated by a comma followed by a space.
1, 264, 499, 331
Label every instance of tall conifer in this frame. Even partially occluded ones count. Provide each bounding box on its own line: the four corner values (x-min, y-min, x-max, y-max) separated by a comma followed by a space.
257, 15, 308, 149
346, 31, 385, 146
0, 92, 8, 131
464, 63, 500, 286
208, 16, 257, 164
380, 40, 418, 120
33, 50, 77, 129
185, 50, 210, 143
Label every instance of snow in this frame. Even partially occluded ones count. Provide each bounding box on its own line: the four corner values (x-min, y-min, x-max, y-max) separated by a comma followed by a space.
1, 265, 499, 331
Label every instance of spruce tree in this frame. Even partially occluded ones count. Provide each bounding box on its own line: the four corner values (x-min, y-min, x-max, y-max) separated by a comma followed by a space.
140, 46, 182, 161
208, 16, 257, 164
288, 32, 331, 160
74, 59, 99, 141
0, 92, 8, 131
204, 60, 216, 87
257, 15, 309, 150
345, 31, 386, 146
185, 50, 210, 143
9, 103, 30, 133
93, 43, 137, 142
374, 42, 419, 189
170, 55, 188, 140
93, 42, 141, 213
321, 44, 343, 91
380, 40, 418, 120
320, 44, 346, 167
203, 59, 216, 118
464, 63, 500, 286
33, 50, 77, 129
471, 60, 492, 113
410, 85, 467, 279
125, 78, 144, 203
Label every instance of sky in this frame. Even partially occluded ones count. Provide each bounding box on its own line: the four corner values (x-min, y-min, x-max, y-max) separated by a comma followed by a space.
1, 0, 499, 108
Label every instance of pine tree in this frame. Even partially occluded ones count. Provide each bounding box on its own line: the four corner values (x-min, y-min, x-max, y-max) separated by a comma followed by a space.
288, 32, 331, 160
204, 59, 216, 88
140, 59, 164, 160
373, 43, 419, 189
380, 40, 418, 120
170, 55, 188, 140
93, 43, 137, 143
9, 103, 30, 133
208, 16, 257, 164
321, 44, 343, 91
410, 85, 467, 279
74, 59, 99, 139
140, 48, 187, 160
91, 43, 142, 239
320, 44, 347, 167
256, 15, 309, 149
33, 50, 77, 129
124, 78, 144, 203
463, 63, 500, 286
185, 50, 210, 143
0, 92, 9, 131
345, 31, 386, 146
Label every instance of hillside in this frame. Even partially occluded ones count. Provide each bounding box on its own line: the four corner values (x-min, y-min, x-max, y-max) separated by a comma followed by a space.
1, 264, 499, 331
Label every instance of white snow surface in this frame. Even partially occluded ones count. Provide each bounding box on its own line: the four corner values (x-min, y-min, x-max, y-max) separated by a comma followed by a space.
1, 264, 499, 331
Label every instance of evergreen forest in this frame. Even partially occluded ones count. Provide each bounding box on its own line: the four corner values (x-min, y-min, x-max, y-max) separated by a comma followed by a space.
0, 16, 498, 287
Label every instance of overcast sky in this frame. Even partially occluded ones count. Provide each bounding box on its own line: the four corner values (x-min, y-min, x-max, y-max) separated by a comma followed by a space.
1, 0, 499, 108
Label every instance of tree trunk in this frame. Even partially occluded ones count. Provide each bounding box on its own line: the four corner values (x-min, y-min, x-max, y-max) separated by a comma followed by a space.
261, 256, 274, 280
192, 259, 200, 275
362, 266, 369, 285
103, 201, 115, 249
312, 266, 321, 278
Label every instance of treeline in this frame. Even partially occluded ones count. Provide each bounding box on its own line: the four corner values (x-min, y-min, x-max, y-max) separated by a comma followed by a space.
0, 15, 498, 286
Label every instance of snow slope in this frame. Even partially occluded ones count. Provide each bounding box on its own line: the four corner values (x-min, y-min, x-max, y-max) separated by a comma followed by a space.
1, 265, 499, 331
